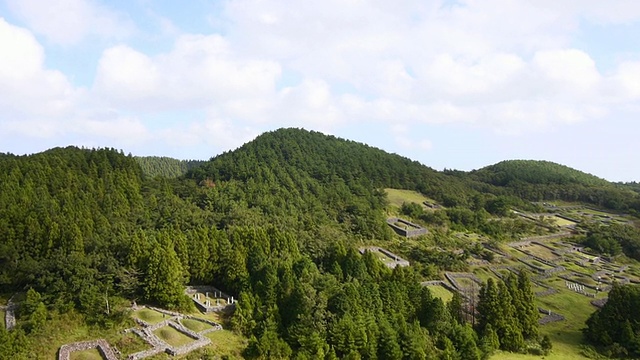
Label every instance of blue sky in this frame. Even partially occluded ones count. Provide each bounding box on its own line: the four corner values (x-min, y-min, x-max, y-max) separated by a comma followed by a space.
1, 0, 640, 181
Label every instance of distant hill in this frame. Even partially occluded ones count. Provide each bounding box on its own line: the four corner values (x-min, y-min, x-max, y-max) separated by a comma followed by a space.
135, 156, 204, 178
469, 160, 610, 187
463, 160, 639, 212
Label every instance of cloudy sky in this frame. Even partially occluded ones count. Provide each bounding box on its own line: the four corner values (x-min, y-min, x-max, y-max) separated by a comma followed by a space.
1, 0, 640, 181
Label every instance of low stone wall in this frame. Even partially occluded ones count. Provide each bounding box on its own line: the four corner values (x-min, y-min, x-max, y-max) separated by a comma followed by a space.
535, 288, 558, 297
444, 272, 482, 292
4, 296, 16, 331
538, 308, 565, 325
185, 286, 236, 313
386, 218, 428, 237
359, 246, 410, 268
590, 298, 608, 308
420, 280, 459, 295
58, 339, 118, 360
520, 232, 574, 242
125, 305, 222, 359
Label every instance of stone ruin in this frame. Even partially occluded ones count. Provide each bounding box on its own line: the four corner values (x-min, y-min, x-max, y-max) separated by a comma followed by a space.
359, 246, 410, 268
0, 295, 17, 331
386, 217, 428, 237
538, 307, 565, 325
58, 305, 223, 360
185, 285, 237, 313
58, 339, 118, 360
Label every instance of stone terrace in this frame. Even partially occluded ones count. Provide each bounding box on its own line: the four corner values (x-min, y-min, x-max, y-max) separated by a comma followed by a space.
58, 305, 223, 360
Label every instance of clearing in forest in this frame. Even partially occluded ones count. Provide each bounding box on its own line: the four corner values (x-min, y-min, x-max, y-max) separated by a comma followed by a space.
427, 285, 454, 302
132, 308, 166, 325
384, 188, 438, 209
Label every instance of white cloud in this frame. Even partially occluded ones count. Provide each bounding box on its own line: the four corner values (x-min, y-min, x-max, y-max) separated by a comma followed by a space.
5, 0, 133, 45
94, 34, 282, 112
615, 61, 640, 100
0, 18, 78, 121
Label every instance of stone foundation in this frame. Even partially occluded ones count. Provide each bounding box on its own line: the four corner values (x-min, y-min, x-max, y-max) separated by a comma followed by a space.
58, 339, 118, 360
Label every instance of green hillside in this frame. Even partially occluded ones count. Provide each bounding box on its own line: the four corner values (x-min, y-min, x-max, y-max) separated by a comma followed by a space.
1, 129, 640, 359
471, 160, 610, 187
466, 160, 640, 212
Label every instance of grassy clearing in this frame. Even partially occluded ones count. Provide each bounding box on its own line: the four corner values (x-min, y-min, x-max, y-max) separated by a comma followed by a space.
553, 216, 578, 227
493, 287, 597, 359
110, 331, 150, 356
180, 318, 214, 333
0, 310, 4, 330
69, 348, 104, 360
132, 308, 167, 325
205, 329, 247, 358
524, 244, 560, 261
153, 326, 195, 347
427, 285, 454, 303
384, 188, 435, 209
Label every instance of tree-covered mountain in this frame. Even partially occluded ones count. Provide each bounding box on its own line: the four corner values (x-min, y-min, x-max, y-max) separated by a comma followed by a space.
470, 160, 610, 187
0, 128, 637, 358
463, 160, 640, 213
135, 156, 204, 178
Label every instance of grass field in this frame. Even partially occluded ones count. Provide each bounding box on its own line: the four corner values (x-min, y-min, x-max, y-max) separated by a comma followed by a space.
523, 243, 560, 261
69, 349, 104, 360
528, 259, 554, 270
205, 329, 247, 358
180, 318, 214, 333
112, 331, 150, 356
553, 216, 578, 227
384, 188, 436, 209
427, 285, 454, 302
132, 308, 167, 325
153, 326, 196, 347
0, 310, 4, 330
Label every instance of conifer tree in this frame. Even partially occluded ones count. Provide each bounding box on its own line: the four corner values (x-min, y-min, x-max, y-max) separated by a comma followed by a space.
516, 271, 539, 339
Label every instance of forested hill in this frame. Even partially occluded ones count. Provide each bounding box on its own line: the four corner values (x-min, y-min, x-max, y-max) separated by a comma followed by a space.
188, 127, 474, 207
464, 160, 640, 212
470, 160, 610, 187
135, 156, 204, 178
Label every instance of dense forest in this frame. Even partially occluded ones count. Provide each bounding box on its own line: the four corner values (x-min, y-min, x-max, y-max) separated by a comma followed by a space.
0, 128, 638, 358
135, 156, 205, 178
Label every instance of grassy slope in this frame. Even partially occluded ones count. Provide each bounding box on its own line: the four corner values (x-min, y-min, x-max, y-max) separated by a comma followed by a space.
69, 349, 103, 360
385, 188, 435, 208
426, 285, 454, 303
154, 326, 195, 347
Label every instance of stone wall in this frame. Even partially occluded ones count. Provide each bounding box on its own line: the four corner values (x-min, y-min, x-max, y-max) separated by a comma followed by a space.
386, 218, 428, 237
359, 246, 410, 268
125, 305, 221, 359
4, 296, 16, 331
58, 339, 118, 360
185, 286, 236, 313
538, 308, 565, 325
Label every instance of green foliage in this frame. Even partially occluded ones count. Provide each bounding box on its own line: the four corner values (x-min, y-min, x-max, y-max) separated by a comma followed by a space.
476, 275, 540, 354
136, 156, 204, 178
582, 223, 640, 260
584, 284, 640, 357
0, 129, 634, 359
467, 160, 640, 212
